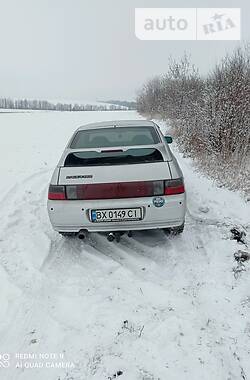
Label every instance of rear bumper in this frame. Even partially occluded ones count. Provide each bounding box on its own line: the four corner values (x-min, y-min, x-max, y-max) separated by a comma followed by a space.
47, 194, 186, 233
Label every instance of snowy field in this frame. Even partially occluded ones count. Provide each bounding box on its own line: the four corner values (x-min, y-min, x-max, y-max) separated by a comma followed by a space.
0, 110, 249, 380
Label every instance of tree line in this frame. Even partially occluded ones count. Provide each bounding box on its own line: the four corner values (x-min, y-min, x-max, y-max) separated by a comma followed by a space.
101, 100, 137, 110
137, 46, 250, 193
0, 98, 127, 112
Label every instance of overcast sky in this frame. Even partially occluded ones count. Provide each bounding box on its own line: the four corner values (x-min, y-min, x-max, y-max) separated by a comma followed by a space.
0, 0, 249, 102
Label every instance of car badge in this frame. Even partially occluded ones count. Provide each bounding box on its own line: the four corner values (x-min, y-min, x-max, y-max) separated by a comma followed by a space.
153, 197, 165, 207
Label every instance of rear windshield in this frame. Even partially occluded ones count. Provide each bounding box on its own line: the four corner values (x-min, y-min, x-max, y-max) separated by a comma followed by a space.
64, 148, 163, 167
70, 127, 160, 148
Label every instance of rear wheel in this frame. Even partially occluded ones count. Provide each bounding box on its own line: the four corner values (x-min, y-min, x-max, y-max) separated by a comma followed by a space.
163, 223, 184, 236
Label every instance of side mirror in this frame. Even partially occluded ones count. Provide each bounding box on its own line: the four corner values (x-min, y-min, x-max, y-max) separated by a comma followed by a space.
164, 136, 173, 144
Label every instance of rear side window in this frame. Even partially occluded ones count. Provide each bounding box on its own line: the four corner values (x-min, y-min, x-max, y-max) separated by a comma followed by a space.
64, 148, 163, 167
70, 127, 160, 148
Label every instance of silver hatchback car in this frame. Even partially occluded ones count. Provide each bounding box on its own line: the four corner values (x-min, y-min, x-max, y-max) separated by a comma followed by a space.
47, 120, 186, 241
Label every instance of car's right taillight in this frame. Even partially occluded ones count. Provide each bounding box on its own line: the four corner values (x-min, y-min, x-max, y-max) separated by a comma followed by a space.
48, 185, 66, 200
164, 178, 185, 195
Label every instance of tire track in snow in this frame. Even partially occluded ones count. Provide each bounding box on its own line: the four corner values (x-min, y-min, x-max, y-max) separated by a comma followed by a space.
0, 170, 56, 371
0, 169, 51, 292
0, 168, 51, 211
0, 169, 61, 373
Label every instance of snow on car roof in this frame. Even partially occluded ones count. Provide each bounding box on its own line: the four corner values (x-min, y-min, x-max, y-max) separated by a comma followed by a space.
77, 119, 156, 130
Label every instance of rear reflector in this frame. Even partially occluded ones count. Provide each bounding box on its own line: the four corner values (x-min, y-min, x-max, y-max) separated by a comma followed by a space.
164, 178, 185, 195
48, 185, 66, 200
66, 181, 164, 200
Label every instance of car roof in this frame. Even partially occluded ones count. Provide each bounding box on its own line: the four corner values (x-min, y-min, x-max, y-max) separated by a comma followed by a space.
76, 119, 156, 131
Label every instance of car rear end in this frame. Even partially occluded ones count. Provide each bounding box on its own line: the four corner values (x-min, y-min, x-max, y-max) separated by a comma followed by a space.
47, 122, 186, 234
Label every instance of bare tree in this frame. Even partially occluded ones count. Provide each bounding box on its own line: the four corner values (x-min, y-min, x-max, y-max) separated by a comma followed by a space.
136, 46, 250, 193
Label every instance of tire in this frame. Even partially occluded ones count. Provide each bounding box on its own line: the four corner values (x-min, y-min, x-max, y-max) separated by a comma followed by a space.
163, 223, 184, 236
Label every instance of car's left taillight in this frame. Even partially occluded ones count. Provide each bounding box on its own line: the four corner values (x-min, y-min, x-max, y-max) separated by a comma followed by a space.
48, 185, 66, 200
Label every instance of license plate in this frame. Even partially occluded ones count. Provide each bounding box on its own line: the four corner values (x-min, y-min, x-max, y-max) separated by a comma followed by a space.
91, 208, 142, 223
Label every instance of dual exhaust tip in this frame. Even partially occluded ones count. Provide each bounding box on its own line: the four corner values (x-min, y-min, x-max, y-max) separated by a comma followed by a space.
77, 230, 132, 241
107, 232, 119, 242
105, 231, 133, 242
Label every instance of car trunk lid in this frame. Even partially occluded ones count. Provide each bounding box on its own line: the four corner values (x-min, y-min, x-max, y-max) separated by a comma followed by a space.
58, 162, 172, 185
58, 147, 172, 185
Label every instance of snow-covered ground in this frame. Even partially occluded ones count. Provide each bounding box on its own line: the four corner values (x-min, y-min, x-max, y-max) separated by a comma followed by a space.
0, 111, 249, 380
